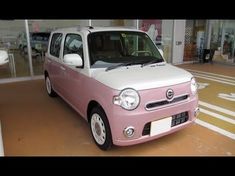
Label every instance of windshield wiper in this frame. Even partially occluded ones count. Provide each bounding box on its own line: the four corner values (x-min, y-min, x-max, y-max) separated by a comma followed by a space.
141, 59, 164, 67
105, 61, 145, 71
105, 62, 131, 71
105, 59, 164, 71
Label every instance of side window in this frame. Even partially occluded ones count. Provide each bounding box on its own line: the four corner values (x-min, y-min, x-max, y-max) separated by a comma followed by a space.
63, 34, 83, 59
50, 33, 62, 58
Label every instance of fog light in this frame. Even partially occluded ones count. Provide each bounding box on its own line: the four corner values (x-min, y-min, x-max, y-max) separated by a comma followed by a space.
194, 107, 200, 117
123, 126, 135, 138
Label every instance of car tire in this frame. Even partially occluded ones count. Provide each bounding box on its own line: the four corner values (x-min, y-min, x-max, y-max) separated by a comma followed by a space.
45, 76, 57, 97
90, 106, 113, 150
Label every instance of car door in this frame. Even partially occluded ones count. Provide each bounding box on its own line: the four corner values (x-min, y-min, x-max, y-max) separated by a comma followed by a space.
47, 32, 64, 94
61, 33, 85, 112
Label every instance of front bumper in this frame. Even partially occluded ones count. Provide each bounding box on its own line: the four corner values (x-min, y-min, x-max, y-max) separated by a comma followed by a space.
109, 96, 198, 146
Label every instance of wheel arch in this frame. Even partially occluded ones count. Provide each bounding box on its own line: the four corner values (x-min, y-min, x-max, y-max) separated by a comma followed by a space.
88, 100, 113, 150
44, 70, 49, 79
87, 100, 102, 122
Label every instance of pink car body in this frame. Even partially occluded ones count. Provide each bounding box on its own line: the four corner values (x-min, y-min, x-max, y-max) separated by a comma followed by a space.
44, 26, 199, 150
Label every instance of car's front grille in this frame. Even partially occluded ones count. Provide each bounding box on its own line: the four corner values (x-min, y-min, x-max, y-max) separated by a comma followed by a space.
142, 111, 189, 136
146, 95, 188, 110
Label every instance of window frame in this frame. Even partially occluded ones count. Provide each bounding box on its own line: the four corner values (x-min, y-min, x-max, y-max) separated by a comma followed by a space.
63, 33, 84, 68
49, 33, 63, 58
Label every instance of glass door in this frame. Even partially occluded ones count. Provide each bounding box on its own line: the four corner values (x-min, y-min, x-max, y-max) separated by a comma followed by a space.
0, 20, 30, 79
221, 21, 235, 62
139, 19, 173, 63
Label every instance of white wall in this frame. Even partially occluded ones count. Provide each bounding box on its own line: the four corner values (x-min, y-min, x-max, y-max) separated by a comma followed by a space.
91, 20, 136, 27
0, 20, 90, 38
0, 20, 25, 38
124, 20, 136, 27
172, 20, 186, 64
28, 20, 89, 32
91, 20, 112, 27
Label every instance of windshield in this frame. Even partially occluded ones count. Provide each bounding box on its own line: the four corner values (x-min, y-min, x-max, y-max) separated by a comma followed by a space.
88, 31, 164, 69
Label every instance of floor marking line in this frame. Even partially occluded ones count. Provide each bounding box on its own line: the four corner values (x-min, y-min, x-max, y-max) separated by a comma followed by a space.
192, 73, 235, 83
199, 101, 235, 117
200, 108, 235, 124
195, 119, 235, 140
186, 69, 235, 80
194, 75, 235, 86
218, 93, 235, 101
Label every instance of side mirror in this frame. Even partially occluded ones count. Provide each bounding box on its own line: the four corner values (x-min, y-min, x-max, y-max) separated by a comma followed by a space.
159, 49, 164, 57
64, 54, 83, 67
0, 50, 9, 65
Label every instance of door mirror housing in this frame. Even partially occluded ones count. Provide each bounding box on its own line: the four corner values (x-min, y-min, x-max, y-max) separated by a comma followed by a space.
64, 54, 83, 67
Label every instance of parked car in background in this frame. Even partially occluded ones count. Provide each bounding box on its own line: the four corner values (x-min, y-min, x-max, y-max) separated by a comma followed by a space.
17, 32, 50, 55
44, 26, 199, 150
0, 49, 9, 66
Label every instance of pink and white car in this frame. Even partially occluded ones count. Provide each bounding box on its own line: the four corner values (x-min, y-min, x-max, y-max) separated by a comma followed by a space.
44, 26, 199, 150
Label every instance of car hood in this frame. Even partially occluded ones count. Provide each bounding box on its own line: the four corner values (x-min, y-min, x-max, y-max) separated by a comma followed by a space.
91, 63, 193, 91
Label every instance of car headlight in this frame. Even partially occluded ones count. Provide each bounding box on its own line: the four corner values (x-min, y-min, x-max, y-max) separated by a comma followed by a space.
191, 77, 198, 95
113, 88, 140, 110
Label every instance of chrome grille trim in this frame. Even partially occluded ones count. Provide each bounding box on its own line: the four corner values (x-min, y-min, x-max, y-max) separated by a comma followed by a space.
145, 94, 189, 111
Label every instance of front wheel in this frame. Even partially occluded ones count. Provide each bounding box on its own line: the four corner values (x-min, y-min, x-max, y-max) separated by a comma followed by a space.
90, 106, 113, 150
45, 76, 57, 97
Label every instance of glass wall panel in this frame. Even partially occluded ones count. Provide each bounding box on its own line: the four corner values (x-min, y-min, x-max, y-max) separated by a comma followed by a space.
161, 20, 173, 62
0, 20, 30, 79
210, 20, 235, 64
183, 20, 206, 62
184, 20, 196, 61
221, 20, 235, 62
27, 20, 89, 75
210, 20, 223, 50
138, 19, 173, 63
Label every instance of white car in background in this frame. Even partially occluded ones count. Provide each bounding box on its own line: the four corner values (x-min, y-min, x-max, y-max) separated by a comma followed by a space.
0, 50, 9, 66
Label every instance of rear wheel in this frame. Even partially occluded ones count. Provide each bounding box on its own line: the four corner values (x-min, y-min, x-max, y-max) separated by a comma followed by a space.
90, 106, 113, 150
45, 76, 57, 97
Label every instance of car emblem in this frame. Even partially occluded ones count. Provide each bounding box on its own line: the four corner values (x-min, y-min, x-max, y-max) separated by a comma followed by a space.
166, 89, 174, 101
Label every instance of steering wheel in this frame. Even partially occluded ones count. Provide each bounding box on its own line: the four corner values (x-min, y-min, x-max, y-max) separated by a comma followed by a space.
131, 50, 151, 56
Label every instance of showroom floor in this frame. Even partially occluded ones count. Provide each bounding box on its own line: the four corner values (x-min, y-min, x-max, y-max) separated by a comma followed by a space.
0, 63, 234, 156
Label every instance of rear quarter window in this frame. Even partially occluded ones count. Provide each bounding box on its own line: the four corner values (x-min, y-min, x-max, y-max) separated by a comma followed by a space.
50, 33, 63, 58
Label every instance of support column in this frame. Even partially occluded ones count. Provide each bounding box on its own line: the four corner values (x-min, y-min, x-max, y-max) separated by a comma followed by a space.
172, 20, 186, 64
25, 20, 34, 77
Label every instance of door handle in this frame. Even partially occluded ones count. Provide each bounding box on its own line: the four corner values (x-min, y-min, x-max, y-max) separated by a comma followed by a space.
60, 66, 66, 71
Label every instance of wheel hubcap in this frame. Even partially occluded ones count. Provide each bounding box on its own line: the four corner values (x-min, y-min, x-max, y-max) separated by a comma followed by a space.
95, 123, 101, 136
91, 113, 106, 145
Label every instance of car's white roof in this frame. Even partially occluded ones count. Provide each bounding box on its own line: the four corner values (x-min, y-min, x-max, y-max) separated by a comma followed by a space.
52, 26, 143, 34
